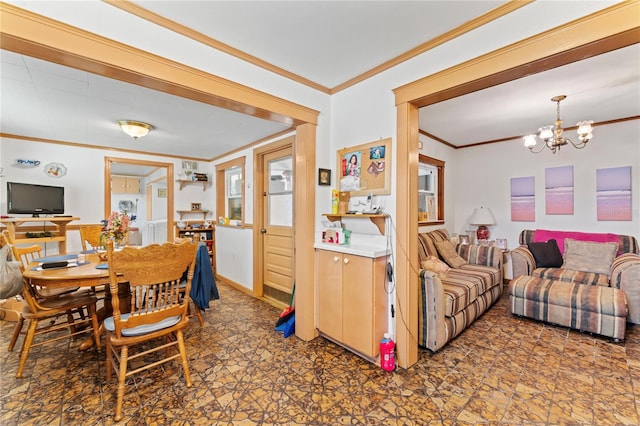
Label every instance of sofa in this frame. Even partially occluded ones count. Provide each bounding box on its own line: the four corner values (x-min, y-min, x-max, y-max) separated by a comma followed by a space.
509, 229, 640, 339
418, 229, 503, 352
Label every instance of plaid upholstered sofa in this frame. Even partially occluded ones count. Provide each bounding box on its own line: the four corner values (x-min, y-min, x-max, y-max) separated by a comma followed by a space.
418, 229, 503, 352
510, 229, 640, 332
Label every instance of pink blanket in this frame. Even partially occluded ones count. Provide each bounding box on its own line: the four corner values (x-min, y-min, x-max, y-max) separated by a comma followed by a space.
533, 229, 620, 255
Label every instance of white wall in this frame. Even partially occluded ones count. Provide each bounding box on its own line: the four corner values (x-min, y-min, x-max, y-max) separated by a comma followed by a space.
3, 1, 629, 288
326, 1, 617, 233
453, 121, 640, 248
0, 137, 201, 253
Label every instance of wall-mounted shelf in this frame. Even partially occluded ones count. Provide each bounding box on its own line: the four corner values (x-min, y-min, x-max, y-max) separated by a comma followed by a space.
177, 210, 211, 220
322, 213, 387, 235
177, 179, 209, 191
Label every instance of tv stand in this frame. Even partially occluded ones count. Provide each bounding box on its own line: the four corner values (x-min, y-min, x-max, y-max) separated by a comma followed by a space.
0, 216, 80, 254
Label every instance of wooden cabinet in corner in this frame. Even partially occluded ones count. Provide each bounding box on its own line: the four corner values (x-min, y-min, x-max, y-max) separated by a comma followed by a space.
316, 249, 388, 362
111, 176, 140, 194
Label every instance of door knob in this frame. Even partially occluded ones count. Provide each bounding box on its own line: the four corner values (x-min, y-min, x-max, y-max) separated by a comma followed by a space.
343, 258, 349, 264
260, 228, 267, 234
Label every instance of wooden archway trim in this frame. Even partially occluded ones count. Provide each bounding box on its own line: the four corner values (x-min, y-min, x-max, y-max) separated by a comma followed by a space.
394, 2, 639, 369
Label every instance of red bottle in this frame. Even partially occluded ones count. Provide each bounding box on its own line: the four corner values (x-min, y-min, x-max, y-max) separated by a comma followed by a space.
380, 333, 395, 371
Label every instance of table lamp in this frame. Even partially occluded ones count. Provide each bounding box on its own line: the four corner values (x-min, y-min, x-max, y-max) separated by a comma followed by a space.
470, 206, 496, 241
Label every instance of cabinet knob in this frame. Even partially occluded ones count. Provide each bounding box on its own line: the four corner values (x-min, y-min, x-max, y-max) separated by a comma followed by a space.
333, 256, 339, 263
343, 258, 349, 264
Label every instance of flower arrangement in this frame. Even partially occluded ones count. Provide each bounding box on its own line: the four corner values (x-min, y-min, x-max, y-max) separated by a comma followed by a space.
101, 211, 136, 247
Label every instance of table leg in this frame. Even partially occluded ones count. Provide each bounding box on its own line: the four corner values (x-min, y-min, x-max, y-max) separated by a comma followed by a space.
78, 282, 131, 351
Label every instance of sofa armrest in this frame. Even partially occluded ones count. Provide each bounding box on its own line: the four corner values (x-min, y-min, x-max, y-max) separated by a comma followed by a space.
418, 270, 447, 352
511, 246, 536, 278
456, 244, 502, 269
611, 253, 640, 324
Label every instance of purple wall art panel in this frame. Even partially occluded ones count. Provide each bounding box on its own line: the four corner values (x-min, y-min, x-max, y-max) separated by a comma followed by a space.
545, 165, 574, 215
597, 166, 632, 221
511, 176, 535, 221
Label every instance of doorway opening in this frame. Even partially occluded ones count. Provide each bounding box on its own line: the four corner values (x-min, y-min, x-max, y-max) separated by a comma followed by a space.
104, 157, 174, 245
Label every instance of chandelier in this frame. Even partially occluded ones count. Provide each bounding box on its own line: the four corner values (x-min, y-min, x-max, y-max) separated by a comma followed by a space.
523, 95, 593, 154
117, 120, 153, 139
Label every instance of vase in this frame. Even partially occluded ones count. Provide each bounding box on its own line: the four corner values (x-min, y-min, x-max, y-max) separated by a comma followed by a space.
112, 235, 125, 249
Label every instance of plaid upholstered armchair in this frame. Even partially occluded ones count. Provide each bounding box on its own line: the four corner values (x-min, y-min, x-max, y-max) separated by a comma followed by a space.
511, 229, 640, 325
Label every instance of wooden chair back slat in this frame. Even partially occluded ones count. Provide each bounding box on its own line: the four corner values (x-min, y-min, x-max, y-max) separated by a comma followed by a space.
106, 240, 197, 337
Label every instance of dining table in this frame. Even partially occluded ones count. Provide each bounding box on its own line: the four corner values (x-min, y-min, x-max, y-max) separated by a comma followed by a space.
23, 252, 130, 350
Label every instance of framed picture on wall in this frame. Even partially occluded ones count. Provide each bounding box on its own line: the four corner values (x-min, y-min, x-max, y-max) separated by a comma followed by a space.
318, 168, 331, 186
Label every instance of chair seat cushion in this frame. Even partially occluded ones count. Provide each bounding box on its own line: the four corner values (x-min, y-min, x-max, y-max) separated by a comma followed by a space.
532, 267, 609, 286
104, 313, 181, 336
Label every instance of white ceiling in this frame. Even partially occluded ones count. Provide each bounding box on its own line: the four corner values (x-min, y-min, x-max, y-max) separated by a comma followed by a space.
1, 1, 638, 163
421, 44, 640, 147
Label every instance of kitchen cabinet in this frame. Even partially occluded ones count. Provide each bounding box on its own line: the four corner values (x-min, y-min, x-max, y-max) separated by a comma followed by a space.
111, 176, 140, 194
316, 249, 388, 361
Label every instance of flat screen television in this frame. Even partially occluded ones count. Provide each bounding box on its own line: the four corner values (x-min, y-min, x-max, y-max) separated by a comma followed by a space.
7, 182, 65, 216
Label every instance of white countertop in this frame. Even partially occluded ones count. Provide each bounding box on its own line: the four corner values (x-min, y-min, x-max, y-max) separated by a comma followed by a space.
314, 242, 391, 258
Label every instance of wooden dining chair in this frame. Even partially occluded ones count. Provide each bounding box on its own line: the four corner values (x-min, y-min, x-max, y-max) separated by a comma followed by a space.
79, 224, 108, 298
104, 239, 198, 421
1, 230, 86, 352
79, 224, 105, 252
15, 271, 101, 378
2, 231, 80, 299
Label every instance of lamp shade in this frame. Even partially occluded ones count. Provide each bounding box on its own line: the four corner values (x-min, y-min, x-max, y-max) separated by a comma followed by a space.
470, 206, 496, 226
117, 120, 153, 139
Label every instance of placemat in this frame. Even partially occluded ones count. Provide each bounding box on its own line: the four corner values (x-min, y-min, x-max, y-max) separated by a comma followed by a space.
34, 254, 79, 263
30, 261, 90, 271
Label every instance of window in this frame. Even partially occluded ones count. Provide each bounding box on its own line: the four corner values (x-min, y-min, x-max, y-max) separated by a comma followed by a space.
216, 157, 245, 224
418, 154, 444, 224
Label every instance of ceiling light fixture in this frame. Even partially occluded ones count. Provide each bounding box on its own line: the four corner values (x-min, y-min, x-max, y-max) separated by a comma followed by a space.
117, 120, 153, 140
523, 95, 593, 154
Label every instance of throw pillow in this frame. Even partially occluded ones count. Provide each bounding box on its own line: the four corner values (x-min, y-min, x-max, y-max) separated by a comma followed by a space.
527, 239, 563, 268
434, 240, 467, 268
563, 238, 618, 276
421, 256, 450, 277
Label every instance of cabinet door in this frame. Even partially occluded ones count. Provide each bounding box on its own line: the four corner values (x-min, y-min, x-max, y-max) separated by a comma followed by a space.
316, 250, 343, 341
112, 176, 127, 193
126, 177, 140, 194
342, 254, 375, 356
112, 176, 140, 194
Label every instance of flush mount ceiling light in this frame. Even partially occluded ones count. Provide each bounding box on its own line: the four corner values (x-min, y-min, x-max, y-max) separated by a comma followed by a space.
117, 120, 153, 140
523, 95, 593, 154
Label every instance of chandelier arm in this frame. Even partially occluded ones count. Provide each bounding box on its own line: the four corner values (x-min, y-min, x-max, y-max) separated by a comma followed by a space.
527, 142, 549, 154
568, 139, 588, 149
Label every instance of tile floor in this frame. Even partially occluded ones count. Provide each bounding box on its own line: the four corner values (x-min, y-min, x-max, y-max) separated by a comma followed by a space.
1, 282, 638, 425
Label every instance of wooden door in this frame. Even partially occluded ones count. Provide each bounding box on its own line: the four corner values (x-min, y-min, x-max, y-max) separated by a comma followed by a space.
316, 250, 343, 340
261, 146, 294, 305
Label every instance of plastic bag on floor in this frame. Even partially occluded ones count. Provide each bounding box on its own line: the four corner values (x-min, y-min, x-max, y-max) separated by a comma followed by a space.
0, 244, 23, 299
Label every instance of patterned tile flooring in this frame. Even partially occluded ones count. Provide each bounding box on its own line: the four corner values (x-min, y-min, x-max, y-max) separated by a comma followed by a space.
1, 282, 639, 425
